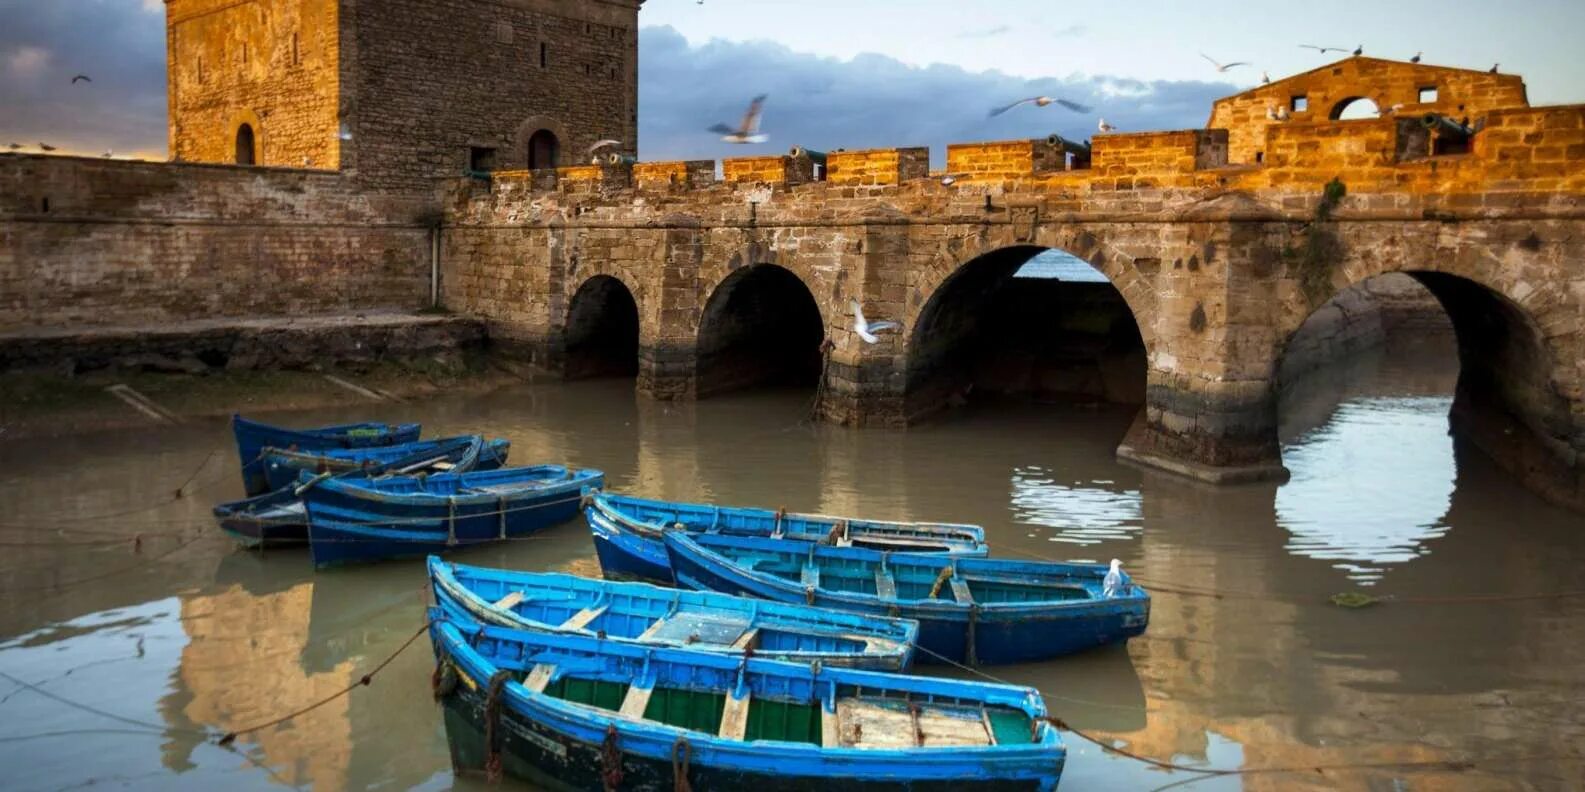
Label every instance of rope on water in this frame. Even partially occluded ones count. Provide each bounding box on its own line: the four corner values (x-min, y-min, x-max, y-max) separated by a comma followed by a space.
483, 669, 512, 783
216, 620, 429, 747
0, 449, 230, 529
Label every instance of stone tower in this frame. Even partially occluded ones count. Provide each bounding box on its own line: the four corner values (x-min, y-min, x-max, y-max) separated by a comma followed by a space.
165, 0, 642, 192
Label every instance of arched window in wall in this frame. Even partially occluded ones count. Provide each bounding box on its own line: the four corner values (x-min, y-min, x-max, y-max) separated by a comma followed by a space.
527, 129, 559, 170
235, 123, 257, 165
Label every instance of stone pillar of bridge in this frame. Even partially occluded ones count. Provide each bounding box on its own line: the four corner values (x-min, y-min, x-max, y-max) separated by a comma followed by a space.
1114, 222, 1291, 485
819, 212, 910, 426
638, 214, 703, 400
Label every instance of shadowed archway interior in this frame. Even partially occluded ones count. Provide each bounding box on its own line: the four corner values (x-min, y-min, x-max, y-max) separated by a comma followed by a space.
906, 246, 1147, 422
696, 264, 824, 398
235, 124, 256, 165
1277, 270, 1569, 492
564, 275, 639, 380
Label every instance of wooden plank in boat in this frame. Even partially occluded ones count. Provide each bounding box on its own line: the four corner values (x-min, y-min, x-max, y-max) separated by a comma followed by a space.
523, 663, 555, 693
821, 706, 841, 748
431, 461, 456, 471
835, 699, 916, 749
619, 684, 654, 719
917, 705, 994, 747
560, 604, 608, 631
949, 578, 974, 604
636, 617, 670, 642
719, 692, 751, 741
493, 591, 525, 610
800, 563, 820, 589
729, 628, 759, 649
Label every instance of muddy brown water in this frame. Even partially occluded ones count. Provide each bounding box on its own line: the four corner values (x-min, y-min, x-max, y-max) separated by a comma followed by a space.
1, 335, 1581, 791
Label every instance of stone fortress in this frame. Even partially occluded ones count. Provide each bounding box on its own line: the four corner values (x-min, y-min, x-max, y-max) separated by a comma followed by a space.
0, 0, 1580, 511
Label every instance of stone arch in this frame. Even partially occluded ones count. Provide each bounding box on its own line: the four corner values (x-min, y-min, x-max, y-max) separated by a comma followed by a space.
563, 274, 640, 380
514, 115, 568, 170
230, 109, 264, 166
903, 236, 1152, 421
1275, 252, 1579, 507
1330, 96, 1382, 120
695, 262, 826, 398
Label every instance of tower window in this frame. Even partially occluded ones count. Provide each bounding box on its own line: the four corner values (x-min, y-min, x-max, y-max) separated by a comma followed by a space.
540, 42, 547, 69
291, 32, 300, 65
235, 123, 257, 165
470, 147, 497, 172
1418, 86, 1438, 103
527, 130, 559, 170
1290, 95, 1309, 113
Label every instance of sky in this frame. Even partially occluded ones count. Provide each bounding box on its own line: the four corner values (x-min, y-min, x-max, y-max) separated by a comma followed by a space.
1, 0, 1582, 161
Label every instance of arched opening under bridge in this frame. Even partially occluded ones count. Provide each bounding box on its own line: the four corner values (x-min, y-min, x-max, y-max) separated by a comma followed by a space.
696, 264, 824, 398
905, 246, 1147, 421
564, 275, 639, 380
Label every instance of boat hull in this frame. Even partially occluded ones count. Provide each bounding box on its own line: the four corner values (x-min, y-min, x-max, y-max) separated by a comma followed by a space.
260, 437, 510, 492
585, 493, 988, 585
304, 467, 603, 567
232, 414, 420, 496
666, 535, 1150, 665
212, 487, 307, 548
437, 682, 1057, 792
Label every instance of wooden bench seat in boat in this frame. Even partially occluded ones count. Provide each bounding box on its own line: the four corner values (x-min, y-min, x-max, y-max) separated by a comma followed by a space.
831, 698, 997, 749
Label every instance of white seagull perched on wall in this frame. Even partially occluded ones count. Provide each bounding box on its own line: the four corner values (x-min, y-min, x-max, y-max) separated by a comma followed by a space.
1097, 118, 1118, 133
851, 300, 900, 344
988, 96, 1092, 117
708, 95, 769, 144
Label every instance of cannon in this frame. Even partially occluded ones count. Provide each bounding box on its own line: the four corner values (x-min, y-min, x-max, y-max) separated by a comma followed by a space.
604, 153, 637, 166
1421, 113, 1473, 140
1045, 134, 1093, 158
788, 146, 828, 165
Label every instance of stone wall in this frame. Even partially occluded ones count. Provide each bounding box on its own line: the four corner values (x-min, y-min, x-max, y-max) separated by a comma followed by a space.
1276, 273, 1449, 385
0, 154, 431, 333
1209, 57, 1529, 164
341, 0, 640, 193
167, 0, 342, 169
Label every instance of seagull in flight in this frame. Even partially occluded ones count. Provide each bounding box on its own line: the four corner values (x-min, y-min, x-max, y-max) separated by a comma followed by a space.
1299, 44, 1349, 54
851, 301, 900, 344
938, 173, 965, 186
71, 74, 91, 84
1097, 118, 1117, 133
708, 95, 769, 144
1200, 53, 1249, 73
6, 143, 21, 150
102, 150, 113, 158
38, 142, 57, 152
588, 139, 623, 155
988, 96, 1092, 117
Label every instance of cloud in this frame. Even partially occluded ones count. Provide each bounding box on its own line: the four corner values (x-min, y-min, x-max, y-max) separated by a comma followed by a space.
1048, 24, 1087, 38
638, 26, 1234, 167
0, 0, 166, 156
7, 45, 51, 78
956, 25, 1012, 40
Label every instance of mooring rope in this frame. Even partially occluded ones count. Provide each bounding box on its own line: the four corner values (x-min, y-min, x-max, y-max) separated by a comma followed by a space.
216, 619, 429, 747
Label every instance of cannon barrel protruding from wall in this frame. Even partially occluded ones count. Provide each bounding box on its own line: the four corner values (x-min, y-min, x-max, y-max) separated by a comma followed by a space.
788, 146, 828, 165
1421, 113, 1474, 140
1045, 134, 1093, 157
605, 153, 638, 165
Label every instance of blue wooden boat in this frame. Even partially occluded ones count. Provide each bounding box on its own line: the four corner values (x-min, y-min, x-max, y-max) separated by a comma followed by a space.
232, 414, 420, 495
302, 465, 604, 567
664, 533, 1151, 666
429, 556, 919, 670
214, 436, 499, 548
585, 491, 989, 584
428, 612, 1064, 791
259, 436, 511, 492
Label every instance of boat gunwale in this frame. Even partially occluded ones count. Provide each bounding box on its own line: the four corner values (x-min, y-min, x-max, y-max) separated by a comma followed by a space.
666, 533, 1148, 618
429, 557, 919, 664
591, 492, 988, 547
303, 466, 602, 509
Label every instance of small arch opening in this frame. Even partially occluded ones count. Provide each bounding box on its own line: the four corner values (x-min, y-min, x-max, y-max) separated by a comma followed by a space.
1331, 96, 1381, 120
564, 275, 639, 380
696, 264, 824, 398
527, 129, 559, 170
235, 123, 257, 165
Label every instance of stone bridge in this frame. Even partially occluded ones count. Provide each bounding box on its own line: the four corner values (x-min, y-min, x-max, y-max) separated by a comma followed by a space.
441, 63, 1584, 510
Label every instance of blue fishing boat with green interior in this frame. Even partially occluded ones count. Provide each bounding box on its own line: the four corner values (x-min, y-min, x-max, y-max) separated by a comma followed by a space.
231, 414, 420, 495
429, 556, 919, 670
428, 612, 1064, 791
665, 533, 1150, 665
302, 465, 603, 567
214, 436, 499, 548
585, 491, 988, 584
258, 435, 510, 491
